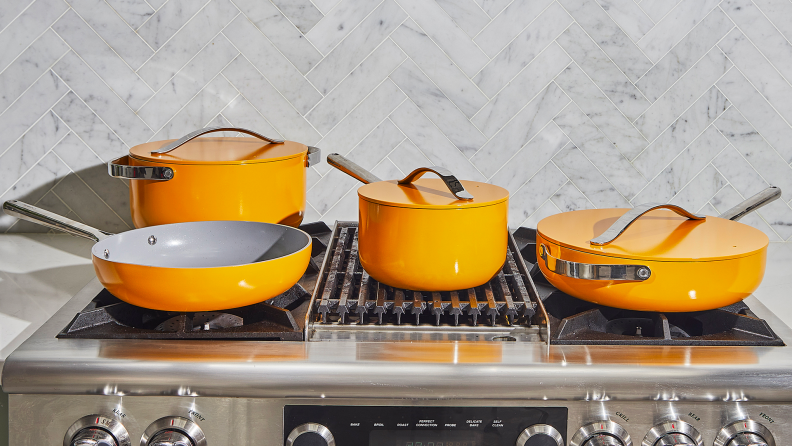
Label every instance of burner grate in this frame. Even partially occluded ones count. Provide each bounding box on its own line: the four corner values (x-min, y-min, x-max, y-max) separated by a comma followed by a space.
311, 222, 538, 329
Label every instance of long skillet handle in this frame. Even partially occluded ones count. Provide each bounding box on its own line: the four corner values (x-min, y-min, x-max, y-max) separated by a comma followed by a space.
2, 200, 112, 242
327, 153, 382, 184
720, 186, 781, 221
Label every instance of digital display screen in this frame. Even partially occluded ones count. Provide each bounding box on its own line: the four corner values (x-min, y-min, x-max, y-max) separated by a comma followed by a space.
369, 430, 483, 446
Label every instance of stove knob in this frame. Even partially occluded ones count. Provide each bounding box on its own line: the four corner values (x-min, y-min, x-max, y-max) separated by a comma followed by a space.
64, 415, 131, 446
643, 420, 702, 446
285, 423, 336, 446
141, 417, 207, 446
714, 420, 775, 446
516, 424, 564, 446
570, 421, 632, 446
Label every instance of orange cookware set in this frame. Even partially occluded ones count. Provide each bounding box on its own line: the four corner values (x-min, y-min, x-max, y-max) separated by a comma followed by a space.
2, 126, 782, 314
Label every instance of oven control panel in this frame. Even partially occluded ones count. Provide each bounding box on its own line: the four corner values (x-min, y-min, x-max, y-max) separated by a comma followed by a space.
283, 406, 568, 446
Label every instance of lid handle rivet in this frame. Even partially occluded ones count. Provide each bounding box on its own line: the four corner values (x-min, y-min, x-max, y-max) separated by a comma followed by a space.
103, 249, 109, 259
148, 235, 157, 245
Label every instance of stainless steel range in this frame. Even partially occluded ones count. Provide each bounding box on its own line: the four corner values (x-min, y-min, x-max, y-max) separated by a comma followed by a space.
3, 222, 790, 446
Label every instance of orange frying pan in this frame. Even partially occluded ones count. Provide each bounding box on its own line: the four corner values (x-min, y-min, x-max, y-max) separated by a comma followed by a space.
3, 200, 311, 312
536, 187, 781, 312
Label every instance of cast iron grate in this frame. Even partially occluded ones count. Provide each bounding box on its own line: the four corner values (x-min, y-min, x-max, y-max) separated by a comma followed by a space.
512, 227, 785, 346
56, 221, 334, 341
312, 222, 537, 328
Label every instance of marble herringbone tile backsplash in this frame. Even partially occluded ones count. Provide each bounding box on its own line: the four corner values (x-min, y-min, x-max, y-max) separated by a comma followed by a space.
1, 0, 792, 240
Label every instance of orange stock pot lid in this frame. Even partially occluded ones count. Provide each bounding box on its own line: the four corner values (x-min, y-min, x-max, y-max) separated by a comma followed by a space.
537, 208, 768, 262
129, 137, 308, 165
358, 178, 508, 210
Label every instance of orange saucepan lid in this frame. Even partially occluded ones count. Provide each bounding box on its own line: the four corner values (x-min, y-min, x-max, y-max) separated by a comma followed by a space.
537, 208, 768, 262
130, 137, 308, 165
358, 178, 508, 210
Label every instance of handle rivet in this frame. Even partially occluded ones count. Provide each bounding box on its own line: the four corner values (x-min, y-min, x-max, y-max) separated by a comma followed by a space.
148, 235, 157, 245
163, 169, 173, 179
103, 249, 109, 259
637, 267, 651, 280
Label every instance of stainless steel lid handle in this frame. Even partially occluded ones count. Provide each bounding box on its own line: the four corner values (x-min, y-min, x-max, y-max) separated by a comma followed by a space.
397, 166, 474, 200
2, 200, 113, 242
327, 153, 383, 184
590, 203, 705, 246
540, 244, 651, 281
306, 146, 321, 167
151, 126, 285, 154
720, 186, 781, 221
108, 155, 174, 181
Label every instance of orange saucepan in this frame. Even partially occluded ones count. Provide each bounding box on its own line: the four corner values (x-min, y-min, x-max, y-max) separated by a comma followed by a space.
328, 153, 509, 291
536, 187, 781, 312
3, 200, 311, 312
108, 127, 320, 228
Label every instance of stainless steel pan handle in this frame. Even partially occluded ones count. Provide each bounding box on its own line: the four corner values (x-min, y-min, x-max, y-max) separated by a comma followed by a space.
590, 204, 705, 246
151, 126, 285, 154
108, 155, 174, 181
720, 186, 781, 221
539, 244, 651, 281
327, 153, 383, 184
2, 200, 112, 242
398, 167, 474, 200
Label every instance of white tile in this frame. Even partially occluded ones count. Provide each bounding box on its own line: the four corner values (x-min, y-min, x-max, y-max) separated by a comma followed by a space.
311, 0, 342, 15
711, 184, 782, 241
596, 0, 654, 42
638, 0, 681, 23
396, 0, 488, 77
508, 162, 567, 228
637, 0, 720, 62
137, 0, 211, 50
0, 111, 68, 195
473, 2, 572, 98
389, 100, 485, 181
52, 172, 129, 232
553, 103, 646, 200
151, 75, 239, 140
313, 79, 406, 175
224, 15, 322, 115
387, 138, 432, 176
752, 0, 792, 45
307, 166, 359, 214
635, 48, 731, 142
668, 163, 726, 211
223, 56, 321, 144
554, 63, 648, 160
474, 0, 511, 18
0, 0, 34, 33
232, 0, 323, 74
271, 0, 323, 34
630, 125, 728, 204
633, 86, 729, 178
220, 95, 283, 140
472, 43, 571, 138
307, 0, 406, 94
390, 59, 486, 157
0, 0, 67, 73
105, 0, 154, 29
552, 142, 631, 208
636, 8, 734, 102
489, 122, 569, 194
712, 144, 770, 199
556, 23, 650, 121
434, 0, 490, 38
0, 152, 71, 231
345, 119, 406, 170
719, 28, 792, 127
474, 0, 554, 58
755, 199, 792, 240
713, 107, 792, 201
559, 0, 653, 81
316, 183, 358, 222
716, 67, 792, 163
390, 19, 487, 118
53, 52, 154, 145
137, 0, 240, 91
68, 0, 152, 69
137, 35, 238, 131
53, 10, 153, 110
0, 29, 68, 115
0, 71, 66, 156
551, 181, 596, 212
306, 0, 382, 55
520, 199, 562, 230
471, 82, 569, 178
51, 91, 129, 162
306, 39, 405, 134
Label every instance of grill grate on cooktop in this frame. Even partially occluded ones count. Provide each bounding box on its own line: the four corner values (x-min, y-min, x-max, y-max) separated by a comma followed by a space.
310, 222, 539, 329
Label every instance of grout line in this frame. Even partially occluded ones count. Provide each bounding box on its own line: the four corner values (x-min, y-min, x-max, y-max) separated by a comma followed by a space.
484, 118, 565, 182
218, 73, 285, 139
133, 0, 214, 54
0, 120, 71, 199
0, 7, 70, 78
0, 85, 70, 161
0, 0, 37, 35
0, 43, 71, 117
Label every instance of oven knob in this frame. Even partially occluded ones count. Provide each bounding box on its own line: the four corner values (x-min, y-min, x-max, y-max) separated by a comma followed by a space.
64, 415, 131, 446
141, 417, 207, 446
285, 423, 336, 446
516, 424, 564, 446
570, 421, 632, 446
714, 420, 775, 446
643, 420, 702, 446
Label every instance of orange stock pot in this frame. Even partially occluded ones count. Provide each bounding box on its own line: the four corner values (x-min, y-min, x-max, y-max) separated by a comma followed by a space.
108, 127, 320, 228
535, 187, 780, 312
328, 153, 509, 291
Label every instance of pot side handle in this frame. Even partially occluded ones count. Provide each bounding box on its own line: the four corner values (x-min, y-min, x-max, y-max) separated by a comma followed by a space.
590, 204, 706, 246
539, 244, 652, 281
2, 200, 112, 242
151, 127, 285, 154
108, 155, 174, 181
397, 167, 474, 201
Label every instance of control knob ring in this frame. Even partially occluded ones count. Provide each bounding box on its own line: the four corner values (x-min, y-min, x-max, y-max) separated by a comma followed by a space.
570, 420, 632, 446
642, 420, 703, 446
516, 423, 564, 446
714, 420, 775, 446
63, 414, 131, 446
285, 423, 336, 446
140, 416, 206, 446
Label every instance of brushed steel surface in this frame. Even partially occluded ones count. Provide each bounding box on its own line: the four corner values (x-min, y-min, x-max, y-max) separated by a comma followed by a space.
516, 424, 563, 446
